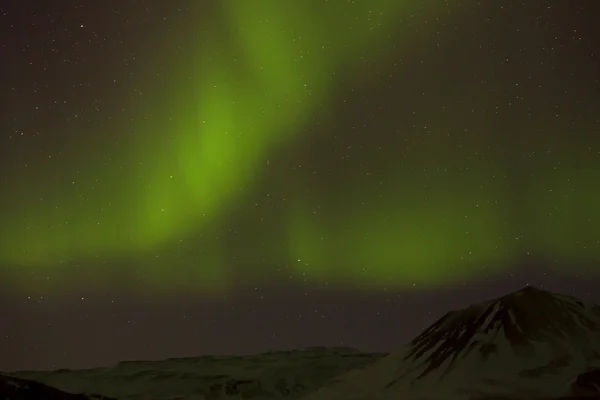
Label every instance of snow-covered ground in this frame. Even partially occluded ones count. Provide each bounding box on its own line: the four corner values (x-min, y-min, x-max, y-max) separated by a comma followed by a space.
7, 347, 384, 399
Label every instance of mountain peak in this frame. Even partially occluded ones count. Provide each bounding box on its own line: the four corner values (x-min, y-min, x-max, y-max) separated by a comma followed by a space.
498, 285, 567, 306
509, 284, 551, 296
515, 284, 542, 292
391, 287, 600, 385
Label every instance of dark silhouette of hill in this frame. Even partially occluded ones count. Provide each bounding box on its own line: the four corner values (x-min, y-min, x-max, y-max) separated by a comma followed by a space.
0, 373, 117, 400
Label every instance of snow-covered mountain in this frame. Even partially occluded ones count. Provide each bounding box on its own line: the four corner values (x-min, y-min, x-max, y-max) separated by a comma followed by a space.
304, 286, 600, 400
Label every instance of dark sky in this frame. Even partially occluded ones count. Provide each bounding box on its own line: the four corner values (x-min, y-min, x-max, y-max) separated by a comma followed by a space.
1, 0, 599, 372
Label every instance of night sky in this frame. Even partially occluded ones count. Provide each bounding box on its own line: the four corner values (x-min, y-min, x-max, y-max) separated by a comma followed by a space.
1, 0, 600, 372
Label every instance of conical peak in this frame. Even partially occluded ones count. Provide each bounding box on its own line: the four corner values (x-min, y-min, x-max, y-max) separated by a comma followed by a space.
499, 285, 550, 302
506, 285, 547, 297
401, 287, 600, 382
518, 285, 541, 292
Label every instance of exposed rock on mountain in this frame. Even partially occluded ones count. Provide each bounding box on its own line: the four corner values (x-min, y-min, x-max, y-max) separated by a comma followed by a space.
570, 368, 600, 397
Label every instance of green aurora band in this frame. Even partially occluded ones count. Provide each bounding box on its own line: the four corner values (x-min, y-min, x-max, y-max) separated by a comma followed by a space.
1, 0, 599, 292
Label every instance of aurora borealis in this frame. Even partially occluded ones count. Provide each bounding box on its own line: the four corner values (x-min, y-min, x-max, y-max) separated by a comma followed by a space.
1, 0, 600, 293
1, 0, 442, 284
